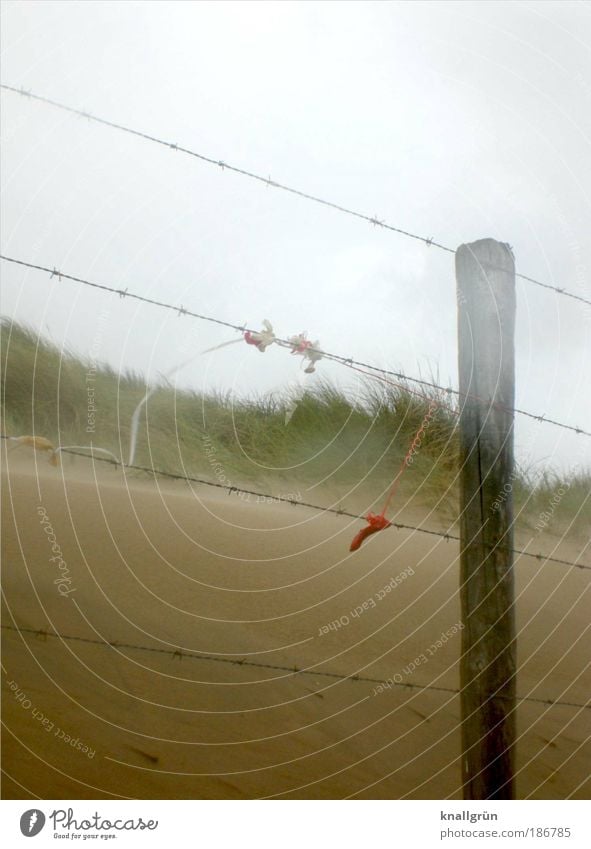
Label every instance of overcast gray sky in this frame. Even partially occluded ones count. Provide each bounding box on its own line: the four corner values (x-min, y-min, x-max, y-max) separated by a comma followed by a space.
1, 0, 590, 474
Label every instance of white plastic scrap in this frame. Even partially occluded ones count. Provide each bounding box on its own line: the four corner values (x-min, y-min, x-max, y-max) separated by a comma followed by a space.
287, 332, 323, 373
302, 341, 323, 374
245, 319, 276, 352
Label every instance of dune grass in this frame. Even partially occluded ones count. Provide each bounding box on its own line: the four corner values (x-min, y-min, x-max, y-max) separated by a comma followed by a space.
1, 319, 589, 537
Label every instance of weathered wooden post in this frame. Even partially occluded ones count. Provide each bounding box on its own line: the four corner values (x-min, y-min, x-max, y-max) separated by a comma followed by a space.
456, 238, 516, 800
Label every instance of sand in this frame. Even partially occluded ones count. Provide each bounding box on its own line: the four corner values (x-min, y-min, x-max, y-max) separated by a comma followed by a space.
2, 448, 590, 800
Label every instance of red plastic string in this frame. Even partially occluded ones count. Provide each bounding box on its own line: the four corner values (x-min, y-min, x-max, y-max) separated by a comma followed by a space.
349, 512, 391, 551
348, 375, 440, 551
244, 330, 265, 350
291, 339, 312, 355
380, 398, 439, 518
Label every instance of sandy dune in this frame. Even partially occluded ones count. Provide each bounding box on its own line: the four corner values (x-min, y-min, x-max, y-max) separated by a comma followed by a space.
2, 449, 590, 799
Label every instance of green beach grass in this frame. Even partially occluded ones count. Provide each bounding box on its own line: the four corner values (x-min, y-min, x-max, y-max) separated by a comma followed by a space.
1, 319, 588, 537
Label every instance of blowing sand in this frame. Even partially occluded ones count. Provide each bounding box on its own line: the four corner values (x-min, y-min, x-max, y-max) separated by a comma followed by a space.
1, 448, 590, 800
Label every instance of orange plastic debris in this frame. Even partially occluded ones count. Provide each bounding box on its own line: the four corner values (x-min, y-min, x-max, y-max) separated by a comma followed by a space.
349, 512, 391, 551
9, 435, 59, 466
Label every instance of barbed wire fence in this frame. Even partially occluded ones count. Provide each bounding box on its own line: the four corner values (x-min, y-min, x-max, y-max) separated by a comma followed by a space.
1, 89, 589, 568
1, 83, 590, 309
1, 83, 590, 759
2, 624, 588, 711
2, 255, 589, 439
1, 436, 588, 572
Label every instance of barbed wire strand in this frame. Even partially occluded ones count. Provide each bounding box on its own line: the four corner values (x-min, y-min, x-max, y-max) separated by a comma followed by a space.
2, 84, 590, 309
2, 624, 588, 711
0, 84, 453, 252
2, 436, 588, 571
2, 254, 590, 439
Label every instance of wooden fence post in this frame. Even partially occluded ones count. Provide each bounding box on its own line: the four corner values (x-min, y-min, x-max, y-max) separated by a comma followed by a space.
456, 238, 517, 800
